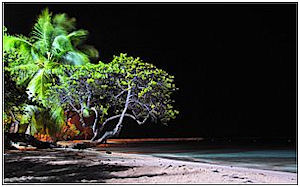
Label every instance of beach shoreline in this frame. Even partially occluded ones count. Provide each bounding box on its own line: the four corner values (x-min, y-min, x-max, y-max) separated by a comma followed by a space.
4, 148, 297, 184
97, 150, 297, 184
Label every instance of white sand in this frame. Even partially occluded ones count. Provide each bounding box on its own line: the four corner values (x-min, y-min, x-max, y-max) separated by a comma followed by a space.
4, 148, 297, 184
93, 150, 297, 184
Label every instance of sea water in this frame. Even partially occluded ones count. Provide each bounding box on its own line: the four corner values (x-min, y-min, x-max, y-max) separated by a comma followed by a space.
103, 142, 297, 173
152, 149, 296, 173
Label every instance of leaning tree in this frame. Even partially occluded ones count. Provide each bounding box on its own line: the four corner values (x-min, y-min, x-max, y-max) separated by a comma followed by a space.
49, 54, 179, 143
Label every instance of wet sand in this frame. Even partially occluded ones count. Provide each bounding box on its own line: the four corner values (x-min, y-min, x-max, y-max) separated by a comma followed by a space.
4, 148, 297, 184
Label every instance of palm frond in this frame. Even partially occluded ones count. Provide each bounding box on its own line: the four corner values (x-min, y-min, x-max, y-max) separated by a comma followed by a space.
67, 29, 88, 46
30, 46, 41, 61
50, 106, 65, 129
4, 35, 33, 49
22, 105, 40, 135
80, 45, 99, 59
23, 104, 39, 116
53, 13, 76, 32
8, 63, 39, 85
27, 68, 52, 104
52, 26, 67, 39
23, 104, 64, 136
51, 35, 73, 58
3, 35, 33, 59
31, 8, 54, 55
62, 51, 89, 65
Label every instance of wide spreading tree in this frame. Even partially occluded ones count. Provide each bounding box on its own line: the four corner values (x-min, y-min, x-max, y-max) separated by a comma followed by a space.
49, 54, 179, 143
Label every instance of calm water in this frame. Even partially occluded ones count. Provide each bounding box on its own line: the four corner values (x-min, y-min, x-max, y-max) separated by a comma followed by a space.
100, 142, 297, 173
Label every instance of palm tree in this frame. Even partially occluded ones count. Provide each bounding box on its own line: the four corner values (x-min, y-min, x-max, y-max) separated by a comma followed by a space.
4, 8, 99, 134
5, 9, 98, 103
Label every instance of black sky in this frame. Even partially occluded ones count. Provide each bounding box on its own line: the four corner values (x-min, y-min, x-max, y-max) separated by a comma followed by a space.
4, 3, 297, 139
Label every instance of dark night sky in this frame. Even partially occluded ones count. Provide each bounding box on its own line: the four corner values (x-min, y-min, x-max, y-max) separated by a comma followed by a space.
4, 3, 297, 139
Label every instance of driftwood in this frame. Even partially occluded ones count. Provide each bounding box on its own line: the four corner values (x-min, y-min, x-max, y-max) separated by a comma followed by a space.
4, 133, 57, 150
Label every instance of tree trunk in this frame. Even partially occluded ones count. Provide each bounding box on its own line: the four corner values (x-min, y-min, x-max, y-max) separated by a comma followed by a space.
91, 107, 99, 141
79, 112, 86, 127
25, 124, 31, 135
43, 122, 47, 134
9, 123, 15, 133
91, 108, 98, 133
9, 110, 19, 133
96, 89, 131, 143
91, 128, 99, 141
14, 123, 19, 133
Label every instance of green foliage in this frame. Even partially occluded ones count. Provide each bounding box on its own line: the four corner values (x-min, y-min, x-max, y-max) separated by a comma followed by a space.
50, 53, 179, 131
4, 8, 179, 140
4, 9, 99, 135
4, 50, 30, 132
4, 8, 99, 106
114, 53, 179, 124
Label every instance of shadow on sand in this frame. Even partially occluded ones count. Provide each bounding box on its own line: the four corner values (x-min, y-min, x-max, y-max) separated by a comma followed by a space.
4, 149, 134, 183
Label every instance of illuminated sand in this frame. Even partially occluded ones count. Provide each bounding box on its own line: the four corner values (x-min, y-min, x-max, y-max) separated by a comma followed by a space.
104, 151, 297, 184
4, 146, 296, 184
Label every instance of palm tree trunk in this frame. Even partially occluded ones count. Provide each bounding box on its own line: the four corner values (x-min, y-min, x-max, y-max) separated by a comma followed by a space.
9, 110, 19, 133
25, 124, 31, 135
9, 123, 15, 133
43, 116, 47, 134
14, 123, 19, 133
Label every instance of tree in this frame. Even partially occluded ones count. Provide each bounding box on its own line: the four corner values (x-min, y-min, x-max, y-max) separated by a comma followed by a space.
4, 9, 98, 106
4, 50, 29, 133
4, 9, 99, 134
50, 54, 179, 143
4, 49, 59, 137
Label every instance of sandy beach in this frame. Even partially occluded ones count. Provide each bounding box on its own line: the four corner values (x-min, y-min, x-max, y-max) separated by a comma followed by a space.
4, 148, 297, 184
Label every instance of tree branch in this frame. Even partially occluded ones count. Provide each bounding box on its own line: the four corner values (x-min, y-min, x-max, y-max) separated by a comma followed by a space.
69, 101, 80, 113
91, 107, 99, 141
129, 99, 152, 114
136, 114, 149, 125
96, 86, 132, 143
79, 102, 87, 127
93, 111, 148, 142
85, 82, 92, 108
87, 94, 92, 108
117, 80, 126, 91
115, 90, 125, 99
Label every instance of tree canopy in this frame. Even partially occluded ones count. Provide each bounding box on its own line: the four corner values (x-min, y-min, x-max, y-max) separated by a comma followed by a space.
49, 54, 178, 142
